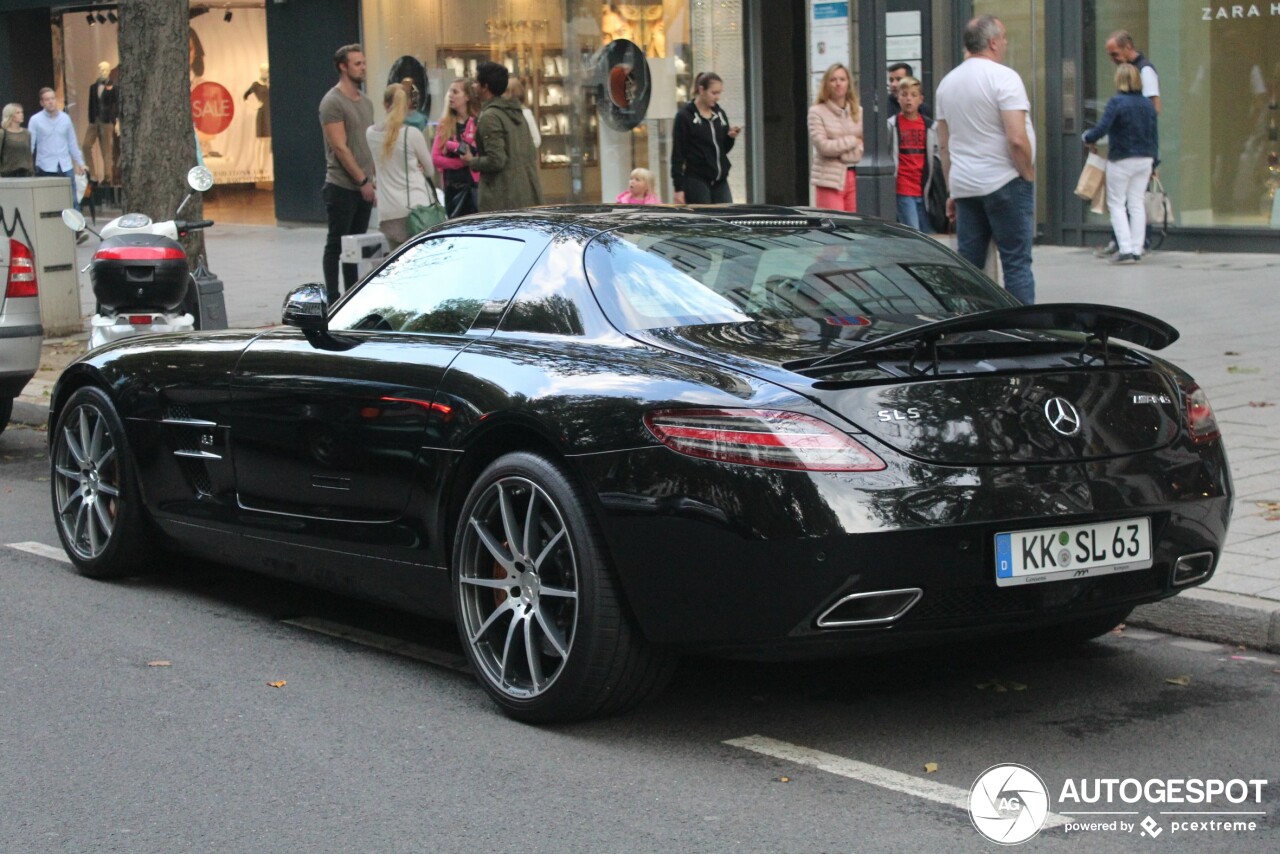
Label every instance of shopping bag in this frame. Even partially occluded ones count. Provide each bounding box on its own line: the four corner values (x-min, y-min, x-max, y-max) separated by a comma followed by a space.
1145, 174, 1173, 231
1089, 176, 1107, 216
1074, 153, 1107, 201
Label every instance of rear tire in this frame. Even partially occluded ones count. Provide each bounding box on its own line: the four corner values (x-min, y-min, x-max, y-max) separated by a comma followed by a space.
49, 386, 151, 579
452, 451, 675, 723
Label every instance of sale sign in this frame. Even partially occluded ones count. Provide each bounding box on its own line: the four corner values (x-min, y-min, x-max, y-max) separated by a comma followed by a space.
191, 81, 235, 135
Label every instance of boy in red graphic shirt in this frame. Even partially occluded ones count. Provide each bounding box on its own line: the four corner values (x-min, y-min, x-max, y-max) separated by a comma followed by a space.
888, 77, 942, 232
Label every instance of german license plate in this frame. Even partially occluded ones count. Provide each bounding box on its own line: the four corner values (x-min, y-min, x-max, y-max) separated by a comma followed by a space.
994, 518, 1152, 587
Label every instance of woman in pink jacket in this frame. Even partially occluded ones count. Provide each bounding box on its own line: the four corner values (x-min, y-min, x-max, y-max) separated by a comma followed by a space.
808, 63, 863, 212
431, 78, 480, 218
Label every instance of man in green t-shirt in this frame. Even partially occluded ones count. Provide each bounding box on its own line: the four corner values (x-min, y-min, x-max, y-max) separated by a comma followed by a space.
319, 43, 376, 302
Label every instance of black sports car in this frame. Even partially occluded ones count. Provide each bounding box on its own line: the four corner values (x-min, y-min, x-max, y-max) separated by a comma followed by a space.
48, 206, 1232, 722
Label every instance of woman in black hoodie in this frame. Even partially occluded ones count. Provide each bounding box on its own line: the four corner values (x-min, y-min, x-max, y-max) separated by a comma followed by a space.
671, 72, 741, 204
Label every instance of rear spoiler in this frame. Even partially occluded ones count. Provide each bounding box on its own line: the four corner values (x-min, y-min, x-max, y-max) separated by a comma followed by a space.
801, 303, 1179, 370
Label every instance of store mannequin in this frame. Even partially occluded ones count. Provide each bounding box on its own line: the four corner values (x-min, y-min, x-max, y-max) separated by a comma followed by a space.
244, 62, 271, 177
83, 60, 118, 183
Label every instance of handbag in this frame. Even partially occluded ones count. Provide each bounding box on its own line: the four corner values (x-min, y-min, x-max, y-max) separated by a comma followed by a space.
924, 156, 949, 233
1145, 174, 1173, 233
404, 131, 446, 236
1074, 153, 1107, 201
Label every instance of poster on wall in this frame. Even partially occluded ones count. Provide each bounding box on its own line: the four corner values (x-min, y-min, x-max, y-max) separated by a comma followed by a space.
809, 1, 850, 97
189, 7, 272, 184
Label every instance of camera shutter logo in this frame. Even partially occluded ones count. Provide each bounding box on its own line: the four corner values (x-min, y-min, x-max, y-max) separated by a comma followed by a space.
969, 763, 1051, 845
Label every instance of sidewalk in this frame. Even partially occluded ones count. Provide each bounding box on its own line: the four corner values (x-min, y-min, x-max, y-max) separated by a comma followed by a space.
13, 224, 1280, 651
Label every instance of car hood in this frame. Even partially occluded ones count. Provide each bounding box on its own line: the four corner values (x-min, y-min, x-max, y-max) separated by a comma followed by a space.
630, 308, 1185, 465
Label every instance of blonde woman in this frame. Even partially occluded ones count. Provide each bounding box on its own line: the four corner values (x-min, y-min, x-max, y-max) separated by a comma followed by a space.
808, 63, 863, 212
432, 77, 480, 217
504, 77, 541, 149
366, 85, 435, 249
1082, 63, 1158, 264
0, 103, 33, 177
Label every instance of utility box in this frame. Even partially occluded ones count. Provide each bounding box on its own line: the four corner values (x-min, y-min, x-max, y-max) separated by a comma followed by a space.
340, 232, 389, 281
0, 176, 81, 336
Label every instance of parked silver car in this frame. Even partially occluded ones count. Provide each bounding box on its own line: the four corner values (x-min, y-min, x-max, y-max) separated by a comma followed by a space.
0, 237, 42, 435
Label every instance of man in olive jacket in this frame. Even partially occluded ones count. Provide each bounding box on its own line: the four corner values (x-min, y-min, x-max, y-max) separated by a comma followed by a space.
461, 62, 542, 212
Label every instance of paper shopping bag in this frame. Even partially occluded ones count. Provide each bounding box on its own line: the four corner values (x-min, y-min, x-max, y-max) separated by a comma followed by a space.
1074, 153, 1107, 201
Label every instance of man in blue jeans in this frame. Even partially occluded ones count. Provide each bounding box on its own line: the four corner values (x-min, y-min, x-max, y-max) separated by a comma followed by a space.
935, 15, 1037, 304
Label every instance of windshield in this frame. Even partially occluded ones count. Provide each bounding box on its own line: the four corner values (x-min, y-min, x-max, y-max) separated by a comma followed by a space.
583, 222, 1018, 332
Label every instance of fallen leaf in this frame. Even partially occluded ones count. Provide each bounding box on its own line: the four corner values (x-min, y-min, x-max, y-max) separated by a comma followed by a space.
1224, 350, 1241, 356
775, 776, 790, 783
1247, 401, 1275, 408
1227, 365, 1260, 374
267, 680, 286, 688
1165, 675, 1191, 686
1257, 502, 1280, 511
147, 660, 171, 667
923, 762, 938, 773
1006, 681, 1027, 691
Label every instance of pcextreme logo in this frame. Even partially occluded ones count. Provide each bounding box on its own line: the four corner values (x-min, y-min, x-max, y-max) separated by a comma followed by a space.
968, 764, 1270, 845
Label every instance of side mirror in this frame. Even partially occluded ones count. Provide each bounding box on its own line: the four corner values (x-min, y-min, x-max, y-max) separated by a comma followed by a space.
187, 165, 214, 192
62, 209, 86, 232
282, 283, 329, 331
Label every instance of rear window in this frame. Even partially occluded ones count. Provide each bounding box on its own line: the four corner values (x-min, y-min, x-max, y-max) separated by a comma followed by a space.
583, 221, 1017, 331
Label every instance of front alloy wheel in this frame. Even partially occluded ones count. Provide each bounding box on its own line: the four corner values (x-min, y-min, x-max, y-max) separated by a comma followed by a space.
457, 474, 579, 700
50, 386, 147, 578
453, 452, 673, 722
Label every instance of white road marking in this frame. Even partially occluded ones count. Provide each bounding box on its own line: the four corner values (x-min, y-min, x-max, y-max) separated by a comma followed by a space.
7, 542, 71, 564
283, 616, 470, 673
724, 735, 1069, 829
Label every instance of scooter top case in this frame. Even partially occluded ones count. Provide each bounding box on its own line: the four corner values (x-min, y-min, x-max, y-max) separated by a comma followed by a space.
91, 233, 190, 312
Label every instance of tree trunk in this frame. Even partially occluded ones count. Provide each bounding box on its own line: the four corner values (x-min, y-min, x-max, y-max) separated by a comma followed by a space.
118, 0, 205, 263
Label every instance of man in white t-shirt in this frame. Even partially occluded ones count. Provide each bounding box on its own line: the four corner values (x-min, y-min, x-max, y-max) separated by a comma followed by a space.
936, 15, 1037, 304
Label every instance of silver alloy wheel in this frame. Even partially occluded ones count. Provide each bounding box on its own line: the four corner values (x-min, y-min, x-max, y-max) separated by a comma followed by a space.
457, 476, 579, 699
52, 402, 121, 561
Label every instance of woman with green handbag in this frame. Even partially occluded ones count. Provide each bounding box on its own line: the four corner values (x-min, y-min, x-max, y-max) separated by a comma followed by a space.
366, 84, 441, 249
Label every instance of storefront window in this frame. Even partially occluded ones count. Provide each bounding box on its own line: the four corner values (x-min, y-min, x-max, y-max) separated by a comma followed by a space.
1085, 2, 1280, 229
362, 0, 713, 204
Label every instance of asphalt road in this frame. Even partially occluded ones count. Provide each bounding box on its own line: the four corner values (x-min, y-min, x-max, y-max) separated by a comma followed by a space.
1, 422, 1277, 853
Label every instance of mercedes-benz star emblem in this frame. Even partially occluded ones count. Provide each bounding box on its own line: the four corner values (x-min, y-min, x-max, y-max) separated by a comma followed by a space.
1044, 397, 1082, 436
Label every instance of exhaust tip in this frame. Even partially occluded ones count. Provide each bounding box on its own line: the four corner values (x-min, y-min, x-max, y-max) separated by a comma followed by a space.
1172, 551, 1216, 586
816, 588, 923, 628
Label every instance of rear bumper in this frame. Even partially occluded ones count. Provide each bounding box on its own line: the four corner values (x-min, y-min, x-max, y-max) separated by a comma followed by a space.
577, 444, 1232, 653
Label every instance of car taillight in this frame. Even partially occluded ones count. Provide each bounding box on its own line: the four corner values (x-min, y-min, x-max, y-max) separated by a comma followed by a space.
5, 238, 37, 298
643, 408, 886, 472
1184, 384, 1220, 444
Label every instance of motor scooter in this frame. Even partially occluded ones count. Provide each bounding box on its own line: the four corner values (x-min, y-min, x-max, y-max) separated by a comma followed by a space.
62, 166, 222, 350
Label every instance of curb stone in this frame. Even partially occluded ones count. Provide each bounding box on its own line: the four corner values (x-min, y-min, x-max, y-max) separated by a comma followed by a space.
1129, 587, 1280, 653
